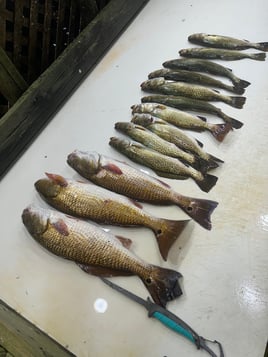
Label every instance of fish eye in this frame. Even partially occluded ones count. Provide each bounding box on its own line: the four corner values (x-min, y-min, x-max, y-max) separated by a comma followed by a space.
187, 206, 193, 212
146, 277, 152, 285
156, 229, 162, 235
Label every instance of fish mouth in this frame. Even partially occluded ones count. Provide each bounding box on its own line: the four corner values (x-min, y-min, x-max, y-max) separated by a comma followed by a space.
22, 205, 49, 236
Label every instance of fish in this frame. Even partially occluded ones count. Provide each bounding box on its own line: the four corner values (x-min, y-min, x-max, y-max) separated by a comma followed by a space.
22, 205, 183, 307
114, 121, 210, 173
179, 47, 266, 61
35, 173, 189, 261
67, 150, 218, 230
131, 103, 231, 142
130, 113, 223, 169
141, 95, 243, 129
188, 33, 268, 52
148, 68, 245, 95
141, 78, 246, 109
109, 137, 218, 193
162, 58, 250, 89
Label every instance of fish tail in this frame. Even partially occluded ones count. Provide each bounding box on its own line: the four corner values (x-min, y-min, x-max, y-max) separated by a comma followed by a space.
233, 78, 251, 89
208, 153, 224, 164
231, 85, 245, 95
210, 123, 232, 142
249, 52, 266, 61
193, 157, 219, 174
196, 173, 218, 193
142, 266, 183, 307
255, 42, 268, 51
154, 219, 189, 261
228, 96, 246, 109
177, 196, 218, 230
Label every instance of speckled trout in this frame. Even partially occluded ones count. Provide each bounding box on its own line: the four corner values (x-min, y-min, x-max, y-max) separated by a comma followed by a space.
22, 205, 183, 307
148, 68, 245, 95
67, 150, 218, 230
132, 103, 232, 142
141, 78, 246, 109
114, 121, 208, 172
163, 58, 250, 89
179, 47, 266, 61
130, 113, 223, 170
109, 137, 218, 193
141, 94, 243, 129
35, 174, 189, 261
188, 33, 268, 51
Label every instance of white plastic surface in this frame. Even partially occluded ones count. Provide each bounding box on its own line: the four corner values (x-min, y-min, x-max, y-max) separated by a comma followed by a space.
0, 0, 268, 356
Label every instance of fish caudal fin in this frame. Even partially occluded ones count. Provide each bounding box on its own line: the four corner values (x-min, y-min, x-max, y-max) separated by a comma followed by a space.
210, 123, 232, 142
142, 267, 183, 307
250, 52, 266, 61
229, 117, 244, 129
231, 85, 245, 95
256, 42, 268, 51
229, 96, 246, 109
178, 197, 218, 230
154, 219, 189, 261
234, 79, 251, 89
196, 174, 218, 193
194, 157, 219, 174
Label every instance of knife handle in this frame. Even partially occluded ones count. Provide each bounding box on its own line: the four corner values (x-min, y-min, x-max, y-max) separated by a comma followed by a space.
152, 311, 196, 344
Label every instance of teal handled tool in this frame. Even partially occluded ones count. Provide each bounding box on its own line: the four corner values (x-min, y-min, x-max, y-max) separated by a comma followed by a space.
101, 278, 224, 357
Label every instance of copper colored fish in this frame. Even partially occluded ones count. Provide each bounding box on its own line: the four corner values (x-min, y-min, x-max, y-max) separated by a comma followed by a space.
35, 174, 189, 261
67, 150, 218, 230
22, 205, 183, 307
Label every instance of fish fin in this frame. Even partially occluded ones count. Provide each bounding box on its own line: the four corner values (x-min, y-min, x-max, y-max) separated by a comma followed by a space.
256, 42, 268, 51
230, 117, 244, 129
51, 219, 69, 236
210, 123, 232, 142
154, 170, 189, 180
195, 138, 204, 147
232, 86, 245, 95
212, 89, 220, 94
229, 96, 246, 109
250, 52, 266, 61
196, 174, 218, 193
154, 219, 189, 261
77, 263, 133, 277
128, 198, 143, 209
155, 104, 167, 110
142, 266, 183, 307
102, 163, 123, 175
193, 157, 219, 174
177, 197, 218, 230
234, 79, 251, 89
155, 177, 171, 188
45, 173, 68, 187
115, 235, 132, 249
208, 153, 224, 164
197, 115, 207, 122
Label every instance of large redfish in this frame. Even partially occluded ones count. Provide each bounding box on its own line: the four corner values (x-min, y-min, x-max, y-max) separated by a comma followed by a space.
22, 205, 183, 307
67, 150, 218, 230
35, 174, 189, 261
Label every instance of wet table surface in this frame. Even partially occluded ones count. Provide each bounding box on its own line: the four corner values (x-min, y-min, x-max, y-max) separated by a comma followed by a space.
0, 0, 268, 356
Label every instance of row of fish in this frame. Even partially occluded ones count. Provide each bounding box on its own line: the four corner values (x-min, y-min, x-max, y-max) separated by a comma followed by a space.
22, 33, 267, 309
22, 148, 221, 307
109, 33, 268, 192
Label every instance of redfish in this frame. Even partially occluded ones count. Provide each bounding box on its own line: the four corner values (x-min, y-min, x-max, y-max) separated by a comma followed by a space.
67, 150, 218, 230
35, 174, 189, 261
22, 205, 183, 307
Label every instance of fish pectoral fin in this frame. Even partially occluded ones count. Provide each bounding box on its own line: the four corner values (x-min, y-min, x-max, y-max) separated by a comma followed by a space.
102, 163, 123, 175
77, 263, 133, 277
115, 235, 132, 249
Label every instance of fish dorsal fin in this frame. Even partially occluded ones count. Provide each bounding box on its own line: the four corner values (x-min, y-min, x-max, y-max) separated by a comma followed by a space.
51, 219, 69, 236
195, 138, 204, 147
102, 163, 123, 175
45, 173, 68, 187
77, 263, 133, 277
212, 89, 220, 94
115, 235, 132, 248
197, 115, 207, 122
